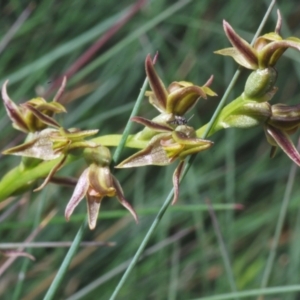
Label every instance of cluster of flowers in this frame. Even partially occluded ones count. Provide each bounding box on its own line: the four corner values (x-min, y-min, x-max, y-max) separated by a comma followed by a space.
2, 10, 300, 229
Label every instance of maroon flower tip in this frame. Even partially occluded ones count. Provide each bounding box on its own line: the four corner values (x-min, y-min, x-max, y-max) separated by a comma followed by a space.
204, 75, 214, 87
275, 9, 282, 35
152, 51, 159, 64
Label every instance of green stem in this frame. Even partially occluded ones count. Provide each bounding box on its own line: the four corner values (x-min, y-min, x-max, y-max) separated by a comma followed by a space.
43, 220, 87, 300
112, 76, 149, 163
260, 155, 298, 290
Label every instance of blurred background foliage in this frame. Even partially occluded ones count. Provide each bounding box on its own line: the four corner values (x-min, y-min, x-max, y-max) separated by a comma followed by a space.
1, 0, 300, 299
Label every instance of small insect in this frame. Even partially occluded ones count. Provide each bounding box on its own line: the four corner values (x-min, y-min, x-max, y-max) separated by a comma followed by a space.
168, 115, 194, 126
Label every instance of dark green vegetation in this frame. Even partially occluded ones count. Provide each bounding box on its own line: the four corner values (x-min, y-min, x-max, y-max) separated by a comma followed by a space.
1, 1, 300, 299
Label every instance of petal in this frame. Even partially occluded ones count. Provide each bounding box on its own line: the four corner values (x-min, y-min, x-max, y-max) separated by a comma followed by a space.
34, 101, 67, 113
270, 104, 300, 131
167, 86, 207, 115
131, 116, 173, 132
86, 194, 102, 230
160, 140, 184, 159
172, 130, 213, 146
112, 175, 138, 223
116, 134, 172, 167
214, 47, 258, 70
2, 80, 29, 132
221, 20, 258, 69
145, 55, 168, 111
65, 168, 89, 221
22, 103, 61, 128
2, 129, 59, 160
34, 155, 67, 192
172, 160, 184, 205
259, 40, 300, 68
88, 164, 115, 197
265, 125, 300, 166
56, 128, 99, 140
275, 9, 282, 35
53, 76, 67, 102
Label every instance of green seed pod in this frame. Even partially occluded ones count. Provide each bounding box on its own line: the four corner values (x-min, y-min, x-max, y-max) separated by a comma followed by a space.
244, 67, 277, 100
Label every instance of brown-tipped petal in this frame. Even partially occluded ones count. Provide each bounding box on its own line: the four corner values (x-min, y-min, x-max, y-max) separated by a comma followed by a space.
65, 168, 90, 221
259, 40, 300, 68
2, 129, 59, 160
131, 116, 173, 132
214, 48, 258, 70
172, 160, 184, 205
152, 51, 159, 64
34, 155, 67, 192
116, 134, 172, 168
22, 103, 61, 128
167, 86, 207, 115
53, 76, 67, 102
222, 20, 258, 69
2, 80, 29, 132
145, 54, 168, 111
265, 124, 300, 166
86, 195, 101, 230
275, 9, 282, 35
112, 175, 138, 223
0, 250, 35, 261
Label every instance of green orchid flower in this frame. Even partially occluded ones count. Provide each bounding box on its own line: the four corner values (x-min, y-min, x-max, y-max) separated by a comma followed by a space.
2, 127, 99, 191
215, 10, 300, 71
2, 78, 67, 133
65, 146, 138, 230
136, 55, 217, 141
117, 122, 213, 205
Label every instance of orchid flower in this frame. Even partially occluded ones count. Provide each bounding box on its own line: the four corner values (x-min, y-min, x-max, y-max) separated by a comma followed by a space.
136, 55, 217, 141
117, 123, 213, 204
264, 103, 300, 165
2, 78, 67, 133
2, 127, 99, 191
65, 146, 138, 230
215, 10, 300, 71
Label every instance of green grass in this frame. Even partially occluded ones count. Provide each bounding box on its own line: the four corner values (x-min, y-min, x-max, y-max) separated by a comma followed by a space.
1, 0, 300, 299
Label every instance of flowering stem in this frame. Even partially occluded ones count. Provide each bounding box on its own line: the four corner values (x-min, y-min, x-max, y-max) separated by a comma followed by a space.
108, 2, 277, 299
112, 76, 149, 163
